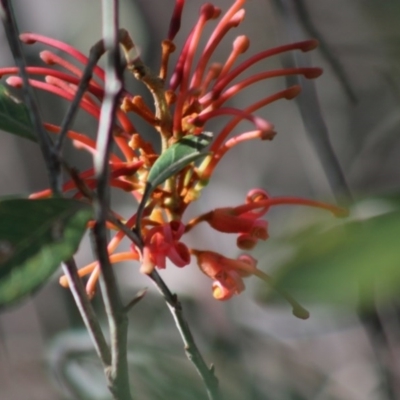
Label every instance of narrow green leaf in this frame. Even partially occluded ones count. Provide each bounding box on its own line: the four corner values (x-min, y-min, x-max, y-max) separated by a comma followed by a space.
0, 84, 36, 141
147, 132, 213, 189
134, 132, 213, 232
265, 209, 400, 307
0, 198, 93, 309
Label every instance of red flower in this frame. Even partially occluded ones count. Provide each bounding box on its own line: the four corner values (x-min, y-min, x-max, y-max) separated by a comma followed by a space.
140, 221, 191, 274
0, 0, 347, 312
192, 250, 257, 300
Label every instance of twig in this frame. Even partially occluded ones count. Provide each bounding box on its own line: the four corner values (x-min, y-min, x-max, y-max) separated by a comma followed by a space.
0, 0, 61, 193
0, 0, 119, 389
106, 214, 220, 399
61, 258, 111, 367
148, 270, 220, 400
55, 39, 106, 153
114, 207, 218, 395
92, 0, 131, 398
124, 288, 147, 313
117, 28, 221, 399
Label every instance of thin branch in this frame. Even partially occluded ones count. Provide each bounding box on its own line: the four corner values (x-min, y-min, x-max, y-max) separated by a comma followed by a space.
61, 258, 111, 367
0, 0, 119, 387
107, 214, 220, 399
92, 0, 131, 398
55, 39, 106, 153
0, 0, 61, 193
124, 288, 147, 313
148, 270, 220, 400
116, 27, 221, 400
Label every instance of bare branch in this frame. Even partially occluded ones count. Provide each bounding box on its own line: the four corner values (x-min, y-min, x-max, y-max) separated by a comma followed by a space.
61, 259, 111, 367
55, 39, 106, 153
91, 0, 132, 398
0, 0, 61, 193
147, 270, 220, 400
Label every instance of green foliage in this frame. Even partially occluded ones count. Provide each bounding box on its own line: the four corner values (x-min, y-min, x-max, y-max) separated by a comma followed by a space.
0, 198, 92, 309
260, 200, 400, 307
136, 132, 213, 226
0, 84, 37, 141
147, 132, 213, 190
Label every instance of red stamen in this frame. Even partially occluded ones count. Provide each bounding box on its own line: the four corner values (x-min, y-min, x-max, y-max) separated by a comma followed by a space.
44, 123, 122, 162
40, 50, 102, 88
218, 35, 249, 81
59, 251, 139, 290
207, 0, 246, 45
111, 160, 144, 178
0, 67, 101, 98
45, 75, 99, 108
190, 9, 245, 89
200, 63, 223, 96
173, 4, 220, 135
233, 197, 348, 217
201, 67, 322, 107
78, 178, 136, 193
20, 32, 105, 81
168, 0, 185, 41
190, 107, 274, 134
210, 85, 300, 153
212, 39, 319, 94
6, 76, 101, 119
169, 30, 193, 91
215, 130, 270, 159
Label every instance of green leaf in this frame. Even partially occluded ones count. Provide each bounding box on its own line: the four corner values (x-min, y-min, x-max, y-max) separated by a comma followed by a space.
0, 198, 92, 309
265, 208, 400, 307
134, 132, 213, 231
147, 132, 213, 189
0, 84, 36, 141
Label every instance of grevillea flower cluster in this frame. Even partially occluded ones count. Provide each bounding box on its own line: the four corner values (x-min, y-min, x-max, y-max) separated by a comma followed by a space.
1, 0, 346, 318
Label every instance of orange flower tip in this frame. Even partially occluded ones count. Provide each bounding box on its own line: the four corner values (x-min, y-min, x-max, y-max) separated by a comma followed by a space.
201, 3, 220, 20
231, 9, 246, 26
292, 305, 310, 320
19, 33, 36, 44
162, 39, 176, 54
165, 89, 177, 105
260, 129, 277, 141
233, 35, 250, 54
140, 261, 155, 275
237, 239, 257, 250
212, 283, 233, 301
29, 191, 50, 199
5, 76, 22, 87
120, 97, 133, 113
209, 63, 223, 76
304, 67, 323, 79
301, 39, 319, 52
186, 87, 202, 100
168, 0, 185, 41
284, 85, 302, 100
39, 50, 55, 64
238, 253, 257, 264
59, 276, 69, 288
86, 289, 96, 300
188, 116, 202, 127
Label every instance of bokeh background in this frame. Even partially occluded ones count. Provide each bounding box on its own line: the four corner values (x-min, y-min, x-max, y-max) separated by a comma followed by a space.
1, 0, 400, 399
